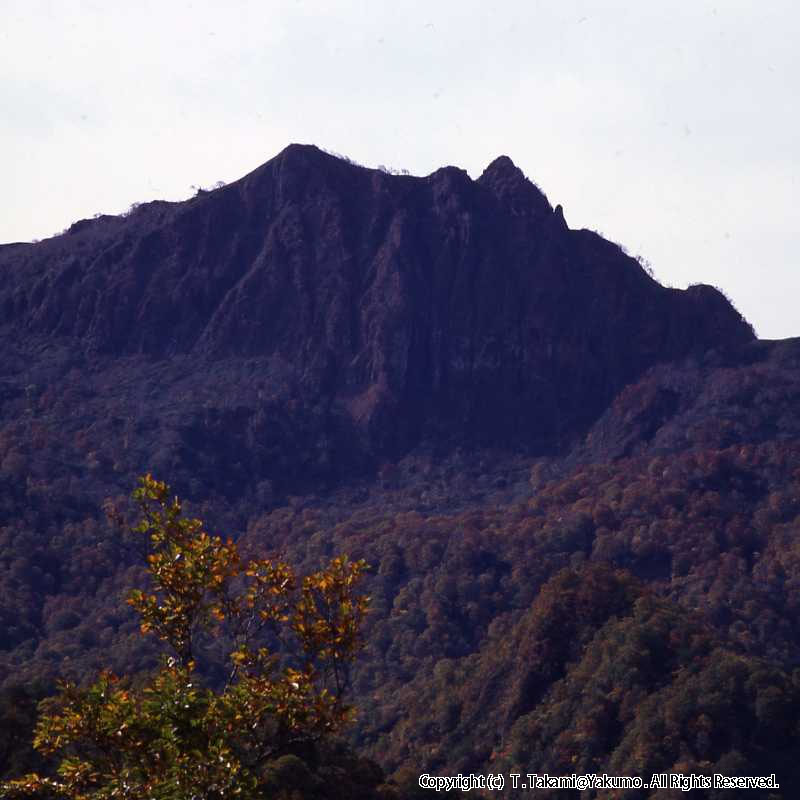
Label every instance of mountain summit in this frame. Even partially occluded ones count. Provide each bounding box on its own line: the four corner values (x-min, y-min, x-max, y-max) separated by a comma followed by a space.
478, 154, 553, 217
0, 145, 754, 478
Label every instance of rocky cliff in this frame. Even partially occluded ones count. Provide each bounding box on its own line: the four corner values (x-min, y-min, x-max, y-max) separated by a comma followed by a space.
0, 145, 754, 475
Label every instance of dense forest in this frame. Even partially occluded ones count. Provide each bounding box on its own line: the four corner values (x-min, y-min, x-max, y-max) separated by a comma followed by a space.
4, 439, 800, 796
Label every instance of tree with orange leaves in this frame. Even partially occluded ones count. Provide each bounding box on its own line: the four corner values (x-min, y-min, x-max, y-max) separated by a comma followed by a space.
1, 474, 369, 799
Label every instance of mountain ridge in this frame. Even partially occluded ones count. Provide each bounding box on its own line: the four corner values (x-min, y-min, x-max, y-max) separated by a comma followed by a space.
0, 144, 754, 466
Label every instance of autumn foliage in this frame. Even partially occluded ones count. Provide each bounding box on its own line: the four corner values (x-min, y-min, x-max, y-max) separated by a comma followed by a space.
0, 474, 370, 799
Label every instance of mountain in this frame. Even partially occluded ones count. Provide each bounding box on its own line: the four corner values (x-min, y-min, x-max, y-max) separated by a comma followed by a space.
3, 145, 800, 796
0, 144, 753, 476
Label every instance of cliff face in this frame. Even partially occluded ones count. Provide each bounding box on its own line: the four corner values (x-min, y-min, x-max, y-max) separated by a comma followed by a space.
0, 144, 754, 465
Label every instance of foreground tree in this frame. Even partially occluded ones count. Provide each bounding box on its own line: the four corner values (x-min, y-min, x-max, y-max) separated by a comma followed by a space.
1, 474, 371, 799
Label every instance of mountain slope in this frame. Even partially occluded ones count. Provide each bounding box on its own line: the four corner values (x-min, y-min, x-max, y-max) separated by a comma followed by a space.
5, 145, 800, 795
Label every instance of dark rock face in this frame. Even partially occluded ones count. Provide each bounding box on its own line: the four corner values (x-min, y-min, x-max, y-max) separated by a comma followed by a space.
0, 144, 754, 468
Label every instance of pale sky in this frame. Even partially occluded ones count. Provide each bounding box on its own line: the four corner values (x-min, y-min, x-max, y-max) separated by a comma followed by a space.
2, 1, 797, 338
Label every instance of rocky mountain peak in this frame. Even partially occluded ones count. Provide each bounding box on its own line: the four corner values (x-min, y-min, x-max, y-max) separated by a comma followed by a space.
0, 145, 755, 474
478, 155, 552, 217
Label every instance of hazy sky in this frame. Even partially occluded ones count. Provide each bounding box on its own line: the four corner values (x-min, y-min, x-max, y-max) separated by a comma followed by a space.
3, 1, 797, 338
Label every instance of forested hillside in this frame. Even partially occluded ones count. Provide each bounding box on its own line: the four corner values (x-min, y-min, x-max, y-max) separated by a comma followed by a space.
1, 146, 798, 797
